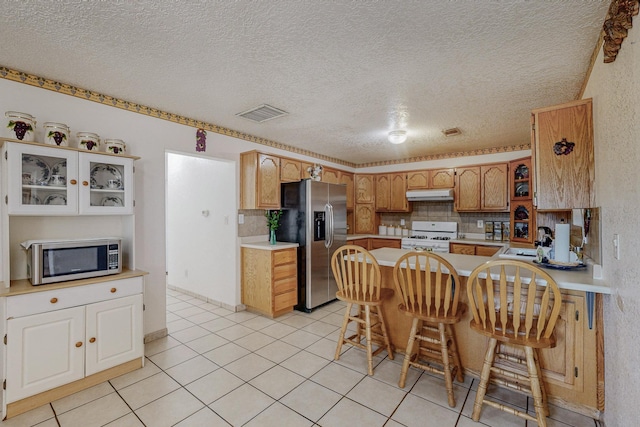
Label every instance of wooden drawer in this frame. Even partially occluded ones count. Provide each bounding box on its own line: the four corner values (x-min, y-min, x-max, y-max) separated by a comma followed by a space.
273, 277, 297, 295
273, 249, 296, 265
274, 290, 297, 311
273, 262, 296, 281
6, 277, 144, 319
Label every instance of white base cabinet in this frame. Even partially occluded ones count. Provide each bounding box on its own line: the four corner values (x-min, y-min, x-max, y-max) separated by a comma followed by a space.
2, 276, 144, 409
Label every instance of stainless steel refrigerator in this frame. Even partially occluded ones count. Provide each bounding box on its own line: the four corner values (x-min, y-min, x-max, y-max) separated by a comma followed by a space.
276, 179, 347, 312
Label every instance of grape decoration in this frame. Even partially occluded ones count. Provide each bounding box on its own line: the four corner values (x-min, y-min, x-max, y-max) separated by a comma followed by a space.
81, 140, 97, 150
48, 131, 67, 146
196, 128, 207, 152
7, 120, 33, 140
553, 138, 575, 155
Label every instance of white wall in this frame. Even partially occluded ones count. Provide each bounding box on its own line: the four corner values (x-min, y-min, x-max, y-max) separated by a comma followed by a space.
582, 31, 640, 425
0, 78, 269, 336
166, 152, 237, 306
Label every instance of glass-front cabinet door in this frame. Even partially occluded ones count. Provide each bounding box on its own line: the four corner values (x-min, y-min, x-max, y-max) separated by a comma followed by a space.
78, 153, 134, 215
6, 143, 79, 215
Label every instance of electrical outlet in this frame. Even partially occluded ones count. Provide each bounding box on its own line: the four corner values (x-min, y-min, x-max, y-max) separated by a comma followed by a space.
400, 219, 405, 226
613, 234, 620, 260
477, 220, 484, 228
238, 214, 245, 224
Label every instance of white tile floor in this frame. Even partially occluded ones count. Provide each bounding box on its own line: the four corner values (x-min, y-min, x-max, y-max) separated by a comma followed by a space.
2, 289, 600, 426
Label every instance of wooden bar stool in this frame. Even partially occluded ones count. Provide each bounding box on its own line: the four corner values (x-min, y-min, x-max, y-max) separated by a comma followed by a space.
392, 252, 465, 407
466, 259, 562, 427
330, 245, 394, 375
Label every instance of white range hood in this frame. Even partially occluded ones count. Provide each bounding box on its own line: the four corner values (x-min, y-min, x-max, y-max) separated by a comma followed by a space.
406, 189, 454, 201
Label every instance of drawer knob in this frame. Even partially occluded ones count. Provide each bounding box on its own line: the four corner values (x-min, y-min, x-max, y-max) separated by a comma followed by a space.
82, 181, 89, 186
89, 337, 96, 343
75, 342, 83, 348
69, 179, 77, 185
50, 297, 58, 304
110, 288, 117, 293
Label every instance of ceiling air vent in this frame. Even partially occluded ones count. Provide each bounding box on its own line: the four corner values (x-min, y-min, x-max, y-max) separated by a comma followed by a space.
442, 127, 462, 137
236, 104, 289, 123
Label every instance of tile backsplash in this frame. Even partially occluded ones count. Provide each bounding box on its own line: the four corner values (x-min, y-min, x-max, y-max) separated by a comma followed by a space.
379, 201, 509, 235
238, 209, 269, 237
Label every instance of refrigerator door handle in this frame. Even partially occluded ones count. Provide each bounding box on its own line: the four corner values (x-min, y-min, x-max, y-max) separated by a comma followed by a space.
325, 203, 333, 248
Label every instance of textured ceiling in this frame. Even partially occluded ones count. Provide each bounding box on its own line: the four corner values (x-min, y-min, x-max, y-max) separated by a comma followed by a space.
0, 1, 609, 165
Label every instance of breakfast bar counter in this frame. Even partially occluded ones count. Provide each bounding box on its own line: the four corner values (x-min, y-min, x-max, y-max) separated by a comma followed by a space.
367, 247, 606, 418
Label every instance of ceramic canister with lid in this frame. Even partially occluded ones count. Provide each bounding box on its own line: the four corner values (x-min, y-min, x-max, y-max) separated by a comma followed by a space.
104, 139, 126, 155
5, 111, 36, 141
76, 132, 101, 151
43, 122, 70, 146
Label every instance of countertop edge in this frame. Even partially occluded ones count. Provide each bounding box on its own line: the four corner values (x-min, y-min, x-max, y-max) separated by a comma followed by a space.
240, 241, 300, 250
368, 247, 610, 295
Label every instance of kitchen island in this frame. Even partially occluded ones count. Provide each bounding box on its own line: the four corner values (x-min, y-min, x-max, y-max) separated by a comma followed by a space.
368, 247, 608, 419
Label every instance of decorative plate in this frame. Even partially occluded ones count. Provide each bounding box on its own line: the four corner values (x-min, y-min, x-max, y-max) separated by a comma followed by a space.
533, 260, 587, 270
50, 160, 67, 179
90, 164, 122, 189
22, 191, 41, 205
101, 196, 124, 207
44, 193, 67, 206
22, 155, 51, 185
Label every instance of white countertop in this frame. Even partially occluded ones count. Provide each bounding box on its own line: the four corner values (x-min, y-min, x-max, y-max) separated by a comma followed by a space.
368, 247, 610, 294
240, 241, 299, 250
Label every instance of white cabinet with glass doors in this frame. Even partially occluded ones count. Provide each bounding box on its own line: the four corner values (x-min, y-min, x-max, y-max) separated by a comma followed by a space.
3, 140, 135, 215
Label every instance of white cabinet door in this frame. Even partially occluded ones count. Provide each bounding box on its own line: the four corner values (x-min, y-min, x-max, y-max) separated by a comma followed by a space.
78, 153, 134, 215
6, 306, 85, 403
85, 294, 143, 376
5, 143, 79, 215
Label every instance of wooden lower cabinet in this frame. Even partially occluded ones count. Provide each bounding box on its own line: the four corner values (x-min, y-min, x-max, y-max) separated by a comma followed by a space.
450, 242, 500, 256
369, 238, 401, 249
349, 238, 401, 250
241, 247, 297, 317
378, 267, 599, 417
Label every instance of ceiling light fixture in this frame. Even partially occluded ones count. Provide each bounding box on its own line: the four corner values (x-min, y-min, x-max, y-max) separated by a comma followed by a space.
388, 130, 407, 144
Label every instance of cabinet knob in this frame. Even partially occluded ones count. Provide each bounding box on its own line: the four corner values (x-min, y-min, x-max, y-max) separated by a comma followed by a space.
89, 337, 96, 343
82, 181, 89, 186
110, 288, 117, 293
69, 179, 77, 185
50, 297, 58, 304
75, 342, 83, 348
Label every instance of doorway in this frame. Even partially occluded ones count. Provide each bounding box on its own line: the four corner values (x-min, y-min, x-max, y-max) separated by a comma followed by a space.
165, 151, 237, 307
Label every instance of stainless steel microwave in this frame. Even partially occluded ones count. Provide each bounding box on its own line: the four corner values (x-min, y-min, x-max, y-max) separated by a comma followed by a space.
26, 238, 122, 285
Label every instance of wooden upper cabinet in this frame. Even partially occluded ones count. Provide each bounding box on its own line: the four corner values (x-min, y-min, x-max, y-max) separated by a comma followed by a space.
300, 161, 314, 180
339, 172, 355, 210
430, 168, 455, 189
406, 168, 454, 190
455, 166, 481, 211
376, 173, 409, 212
321, 167, 340, 184
390, 173, 409, 211
455, 163, 508, 212
280, 158, 302, 183
375, 175, 390, 211
532, 98, 594, 210
407, 170, 429, 190
481, 163, 508, 211
240, 151, 280, 209
355, 174, 375, 204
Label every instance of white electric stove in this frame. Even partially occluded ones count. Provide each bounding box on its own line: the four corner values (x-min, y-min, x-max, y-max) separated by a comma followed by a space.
400, 221, 458, 253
